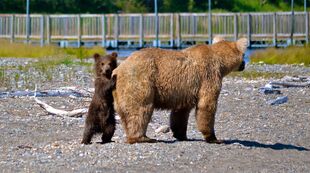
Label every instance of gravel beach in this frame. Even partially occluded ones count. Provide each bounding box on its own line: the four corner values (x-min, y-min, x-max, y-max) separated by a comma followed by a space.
0, 58, 309, 172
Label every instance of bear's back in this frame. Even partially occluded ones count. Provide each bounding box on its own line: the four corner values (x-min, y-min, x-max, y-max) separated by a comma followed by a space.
114, 48, 205, 109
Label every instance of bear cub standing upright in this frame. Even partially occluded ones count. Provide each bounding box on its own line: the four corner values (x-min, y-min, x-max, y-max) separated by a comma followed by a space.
81, 52, 118, 144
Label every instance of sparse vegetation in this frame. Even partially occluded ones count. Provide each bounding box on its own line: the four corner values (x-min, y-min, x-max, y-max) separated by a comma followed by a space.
0, 39, 102, 89
0, 39, 105, 60
229, 71, 286, 79
250, 46, 310, 66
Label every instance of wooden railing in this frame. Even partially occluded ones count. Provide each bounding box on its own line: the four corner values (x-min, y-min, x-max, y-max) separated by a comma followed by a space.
0, 12, 309, 47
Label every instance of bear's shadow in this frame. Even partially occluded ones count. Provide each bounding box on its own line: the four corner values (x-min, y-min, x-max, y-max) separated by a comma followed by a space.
157, 139, 309, 151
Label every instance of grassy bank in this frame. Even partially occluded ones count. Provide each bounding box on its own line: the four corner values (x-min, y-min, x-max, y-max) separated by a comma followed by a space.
0, 39, 105, 60
0, 39, 105, 89
250, 46, 310, 66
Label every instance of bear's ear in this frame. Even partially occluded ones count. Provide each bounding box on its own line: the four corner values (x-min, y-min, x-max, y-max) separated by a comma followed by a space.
111, 52, 118, 58
93, 53, 100, 61
213, 36, 225, 44
236, 38, 248, 53
111, 52, 118, 61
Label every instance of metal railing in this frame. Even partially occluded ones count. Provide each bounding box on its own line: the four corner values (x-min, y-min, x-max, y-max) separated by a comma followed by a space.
0, 12, 309, 47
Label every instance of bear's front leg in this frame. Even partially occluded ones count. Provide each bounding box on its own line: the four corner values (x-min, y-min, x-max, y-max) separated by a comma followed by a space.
196, 87, 223, 144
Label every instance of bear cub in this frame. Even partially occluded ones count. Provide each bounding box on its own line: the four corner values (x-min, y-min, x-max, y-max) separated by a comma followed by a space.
81, 52, 118, 144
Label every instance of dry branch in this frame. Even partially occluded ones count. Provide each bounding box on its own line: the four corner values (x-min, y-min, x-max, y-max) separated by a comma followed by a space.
34, 97, 87, 118
270, 81, 310, 88
270, 76, 310, 88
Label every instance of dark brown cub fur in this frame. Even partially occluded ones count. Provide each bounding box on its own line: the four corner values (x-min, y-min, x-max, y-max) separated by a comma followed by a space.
81, 52, 118, 144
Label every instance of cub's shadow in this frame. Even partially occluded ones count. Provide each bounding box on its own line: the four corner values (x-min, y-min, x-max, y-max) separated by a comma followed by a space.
158, 139, 309, 151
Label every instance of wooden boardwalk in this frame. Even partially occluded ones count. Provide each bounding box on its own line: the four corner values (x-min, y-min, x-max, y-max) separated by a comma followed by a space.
0, 12, 309, 48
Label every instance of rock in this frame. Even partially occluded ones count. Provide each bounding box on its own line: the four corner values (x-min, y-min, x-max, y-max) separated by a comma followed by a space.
259, 87, 281, 94
267, 96, 288, 105
155, 125, 170, 133
259, 83, 281, 94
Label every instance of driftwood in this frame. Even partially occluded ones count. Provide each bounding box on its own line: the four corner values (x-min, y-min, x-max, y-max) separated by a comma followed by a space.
29, 86, 90, 118
270, 81, 310, 88
270, 76, 310, 88
34, 97, 87, 118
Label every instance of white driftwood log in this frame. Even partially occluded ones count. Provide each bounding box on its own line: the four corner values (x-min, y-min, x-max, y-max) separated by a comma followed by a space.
34, 97, 87, 118
270, 76, 310, 88
270, 81, 310, 88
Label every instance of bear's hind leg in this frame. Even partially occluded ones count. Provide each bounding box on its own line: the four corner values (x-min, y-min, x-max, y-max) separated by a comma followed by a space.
101, 110, 116, 143
122, 104, 156, 144
170, 108, 191, 141
81, 121, 98, 144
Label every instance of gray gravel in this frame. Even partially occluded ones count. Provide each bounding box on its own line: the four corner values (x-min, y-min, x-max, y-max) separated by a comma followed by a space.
0, 58, 309, 172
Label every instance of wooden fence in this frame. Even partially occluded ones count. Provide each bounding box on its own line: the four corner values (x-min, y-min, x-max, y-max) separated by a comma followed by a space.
0, 12, 309, 48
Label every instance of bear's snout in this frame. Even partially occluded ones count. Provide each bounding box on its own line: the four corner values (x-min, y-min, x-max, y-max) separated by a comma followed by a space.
238, 60, 245, 71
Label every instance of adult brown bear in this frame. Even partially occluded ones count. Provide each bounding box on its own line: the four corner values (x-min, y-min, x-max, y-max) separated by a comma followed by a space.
112, 37, 247, 144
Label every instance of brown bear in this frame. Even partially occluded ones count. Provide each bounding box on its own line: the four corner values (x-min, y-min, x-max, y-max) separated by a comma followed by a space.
81, 52, 118, 144
112, 37, 247, 144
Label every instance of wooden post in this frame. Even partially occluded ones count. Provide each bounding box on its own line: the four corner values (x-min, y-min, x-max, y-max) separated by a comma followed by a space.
170, 13, 174, 48
208, 12, 212, 44
247, 13, 252, 48
176, 14, 181, 48
234, 13, 238, 41
46, 15, 50, 45
26, 0, 30, 44
273, 12, 277, 47
290, 2, 294, 45
139, 14, 144, 48
101, 15, 106, 47
306, 12, 309, 44
40, 15, 44, 47
77, 15, 81, 48
10, 15, 15, 43
114, 14, 119, 48
208, 0, 212, 44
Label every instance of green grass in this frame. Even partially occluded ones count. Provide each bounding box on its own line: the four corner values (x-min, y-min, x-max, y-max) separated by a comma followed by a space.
250, 46, 310, 66
228, 71, 286, 79
0, 39, 105, 60
0, 39, 102, 89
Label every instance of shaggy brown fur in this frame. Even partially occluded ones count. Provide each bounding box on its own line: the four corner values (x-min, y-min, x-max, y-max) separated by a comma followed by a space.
112, 38, 248, 144
81, 52, 118, 144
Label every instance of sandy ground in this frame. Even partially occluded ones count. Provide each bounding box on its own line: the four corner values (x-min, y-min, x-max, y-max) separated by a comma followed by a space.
0, 59, 309, 172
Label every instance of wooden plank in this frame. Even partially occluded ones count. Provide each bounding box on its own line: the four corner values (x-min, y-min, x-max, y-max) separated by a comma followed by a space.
306, 12, 309, 44
208, 11, 212, 44
170, 13, 174, 47
77, 15, 81, 47
10, 14, 14, 43
176, 14, 181, 47
115, 14, 119, 48
101, 15, 106, 47
46, 15, 50, 44
273, 12, 277, 47
234, 13, 238, 41
40, 15, 44, 46
139, 14, 144, 48
247, 13, 252, 47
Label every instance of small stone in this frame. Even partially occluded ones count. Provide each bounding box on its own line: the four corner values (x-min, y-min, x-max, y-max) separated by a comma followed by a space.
155, 125, 170, 133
